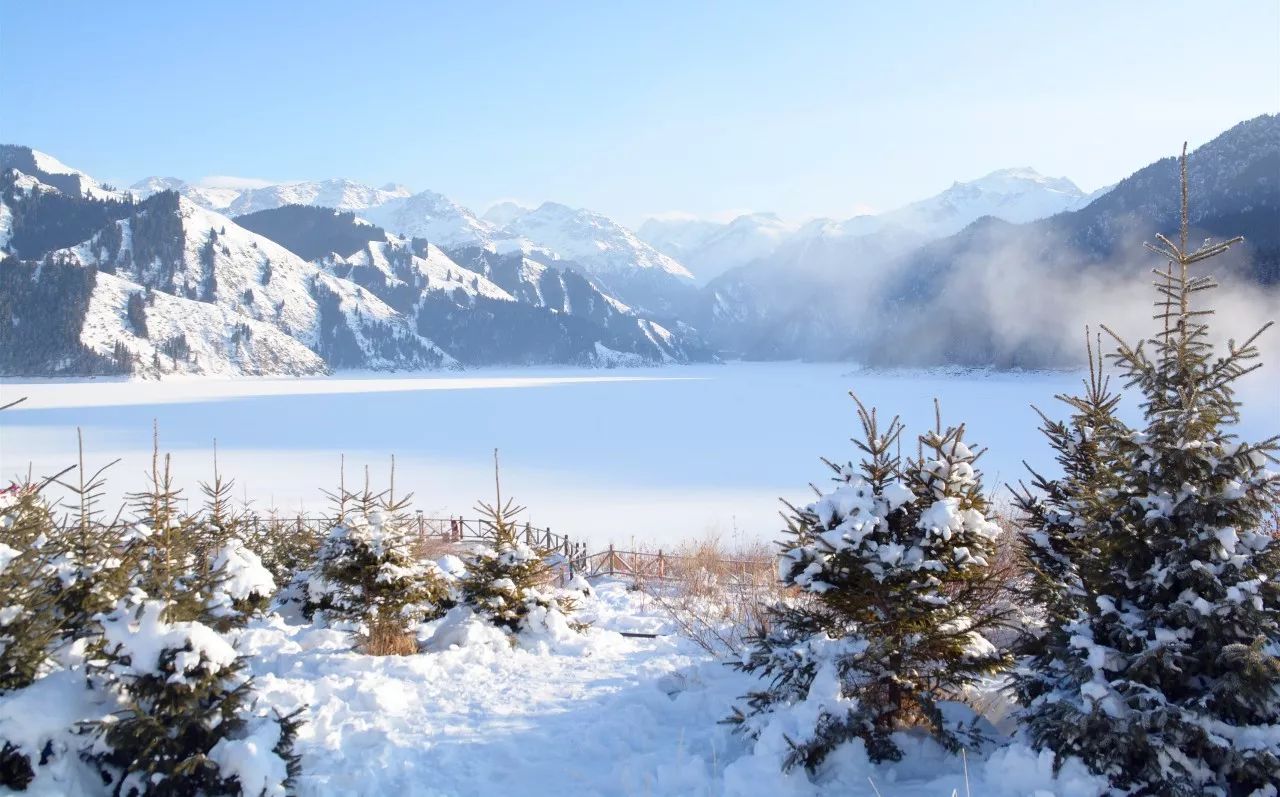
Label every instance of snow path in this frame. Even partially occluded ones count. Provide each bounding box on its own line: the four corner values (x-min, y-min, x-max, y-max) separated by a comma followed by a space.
240, 586, 739, 797
232, 583, 1108, 797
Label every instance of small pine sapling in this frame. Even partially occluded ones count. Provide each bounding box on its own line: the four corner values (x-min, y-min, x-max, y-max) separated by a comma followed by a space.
305, 459, 452, 651
459, 450, 584, 634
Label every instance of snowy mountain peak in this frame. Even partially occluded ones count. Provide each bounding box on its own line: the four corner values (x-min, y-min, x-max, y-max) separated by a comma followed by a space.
0, 145, 122, 200
956, 166, 1082, 198
130, 176, 187, 194
362, 189, 498, 249
226, 179, 412, 216
501, 202, 693, 281
482, 201, 533, 228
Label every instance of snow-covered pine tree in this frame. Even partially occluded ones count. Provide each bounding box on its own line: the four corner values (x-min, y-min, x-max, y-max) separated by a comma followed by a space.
459, 450, 582, 634
0, 478, 68, 790
0, 482, 64, 693
90, 599, 302, 797
1017, 149, 1280, 795
89, 441, 301, 796
1012, 334, 1131, 714
0, 436, 136, 789
729, 398, 1012, 770
52, 432, 133, 641
120, 440, 211, 622
304, 464, 452, 652
198, 448, 276, 632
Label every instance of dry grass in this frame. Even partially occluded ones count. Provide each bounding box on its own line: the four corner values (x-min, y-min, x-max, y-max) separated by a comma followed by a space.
635, 509, 1036, 658
629, 532, 787, 657
361, 620, 420, 656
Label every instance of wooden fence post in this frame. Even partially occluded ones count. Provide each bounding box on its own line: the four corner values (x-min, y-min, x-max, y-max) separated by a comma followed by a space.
658, 549, 665, 580
608, 544, 615, 576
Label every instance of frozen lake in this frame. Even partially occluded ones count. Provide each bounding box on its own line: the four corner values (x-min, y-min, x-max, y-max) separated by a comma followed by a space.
2, 362, 1277, 547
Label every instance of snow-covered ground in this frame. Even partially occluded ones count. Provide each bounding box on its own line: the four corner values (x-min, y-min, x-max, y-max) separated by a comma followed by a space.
2, 362, 1277, 547
224, 581, 1107, 797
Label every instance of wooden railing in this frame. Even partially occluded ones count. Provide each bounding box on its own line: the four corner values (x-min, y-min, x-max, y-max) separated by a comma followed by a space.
580, 545, 771, 585
245, 514, 590, 579
242, 514, 772, 587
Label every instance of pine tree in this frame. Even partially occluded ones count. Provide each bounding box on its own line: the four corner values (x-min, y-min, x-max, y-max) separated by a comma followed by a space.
1017, 149, 1280, 795
90, 599, 301, 797
729, 398, 1012, 770
198, 446, 275, 632
89, 438, 302, 795
0, 434, 134, 790
458, 450, 582, 634
52, 430, 133, 641
1012, 334, 1131, 714
304, 461, 452, 650
0, 484, 65, 694
0, 480, 57, 790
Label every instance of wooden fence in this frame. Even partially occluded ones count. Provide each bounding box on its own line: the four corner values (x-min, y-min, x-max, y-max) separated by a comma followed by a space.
245, 514, 590, 579
579, 545, 772, 585
242, 514, 774, 587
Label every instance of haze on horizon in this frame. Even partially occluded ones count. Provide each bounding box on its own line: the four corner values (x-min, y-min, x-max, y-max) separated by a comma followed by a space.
2, 0, 1277, 226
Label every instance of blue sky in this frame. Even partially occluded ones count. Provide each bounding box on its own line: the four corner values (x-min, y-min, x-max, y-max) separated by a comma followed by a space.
3, 1, 1277, 226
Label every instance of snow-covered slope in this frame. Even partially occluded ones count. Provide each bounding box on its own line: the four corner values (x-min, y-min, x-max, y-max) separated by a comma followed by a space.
687, 213, 798, 282
636, 216, 721, 263
876, 167, 1088, 237
503, 202, 692, 281
781, 167, 1091, 250
0, 145, 124, 201
640, 213, 797, 283
49, 193, 452, 370
129, 177, 242, 210
481, 201, 533, 228
497, 202, 697, 315
643, 169, 1099, 282
226, 180, 412, 216
322, 240, 712, 365
131, 178, 413, 217
80, 270, 328, 376
324, 239, 516, 308
363, 190, 498, 248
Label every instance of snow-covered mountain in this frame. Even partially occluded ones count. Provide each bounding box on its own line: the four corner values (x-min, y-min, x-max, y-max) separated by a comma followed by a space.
135, 173, 701, 316
242, 206, 713, 365
129, 177, 242, 210
641, 168, 1098, 282
481, 201, 533, 228
700, 114, 1280, 367
44, 192, 451, 372
130, 177, 413, 217
1, 145, 124, 201
678, 213, 799, 282
636, 216, 721, 267
497, 202, 696, 316
228, 204, 713, 365
0, 255, 329, 377
502, 202, 692, 281
873, 167, 1089, 237
362, 190, 499, 249
226, 180, 412, 216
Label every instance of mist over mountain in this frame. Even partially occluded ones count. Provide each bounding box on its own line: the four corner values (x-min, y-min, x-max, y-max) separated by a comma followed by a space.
699, 114, 1280, 367
3, 114, 1276, 377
